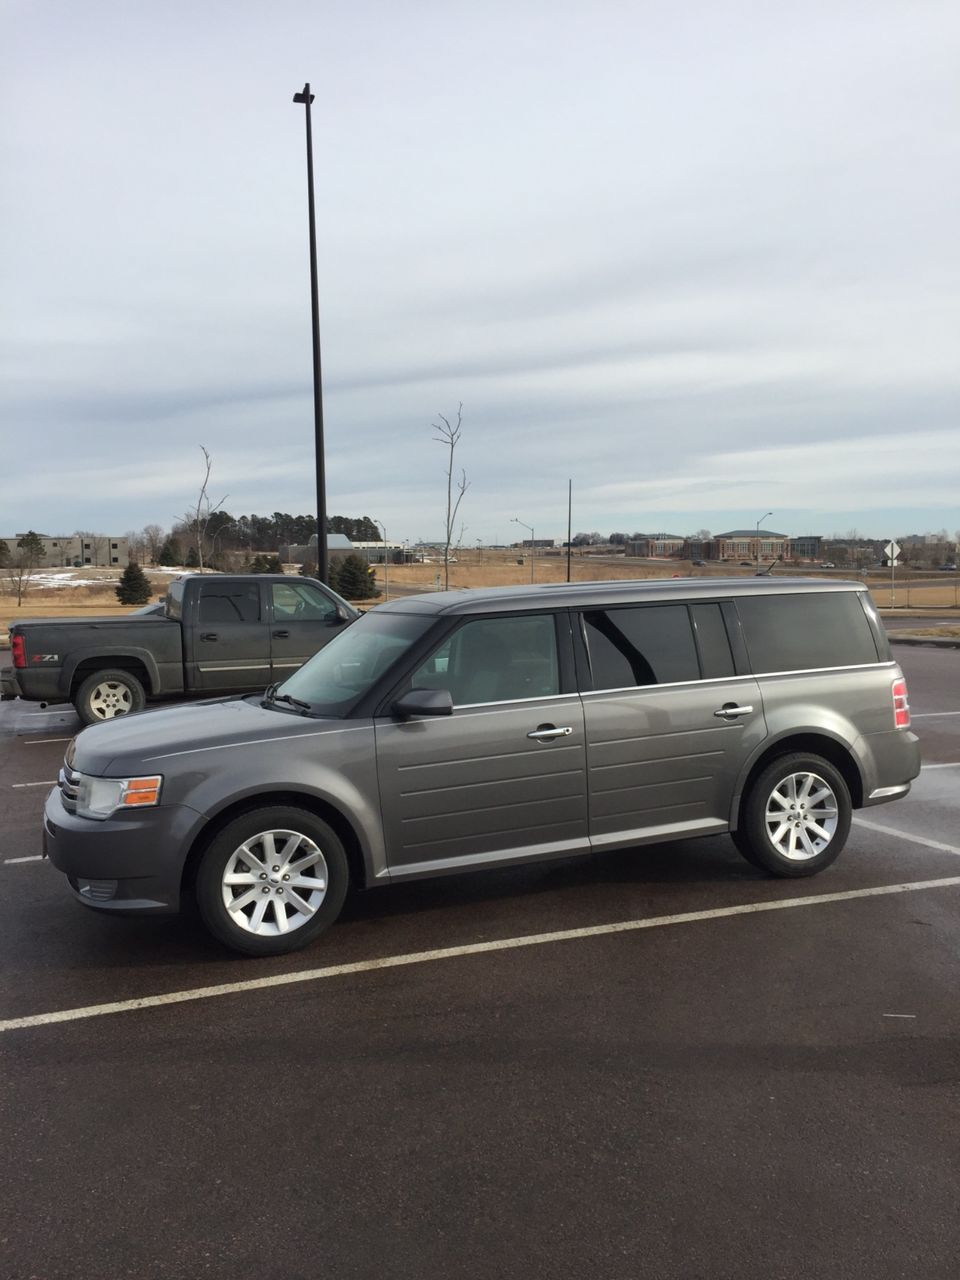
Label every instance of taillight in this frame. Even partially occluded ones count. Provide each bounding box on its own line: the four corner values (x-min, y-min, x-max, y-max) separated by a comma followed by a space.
11, 634, 25, 669
892, 677, 910, 728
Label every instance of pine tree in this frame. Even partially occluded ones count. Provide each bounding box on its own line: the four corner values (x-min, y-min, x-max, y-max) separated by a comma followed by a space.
185, 546, 200, 568
116, 562, 152, 606
299, 561, 317, 579
337, 554, 379, 600
157, 538, 182, 565
326, 560, 341, 593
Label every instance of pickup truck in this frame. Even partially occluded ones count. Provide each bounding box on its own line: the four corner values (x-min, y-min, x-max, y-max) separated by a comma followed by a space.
2, 574, 359, 725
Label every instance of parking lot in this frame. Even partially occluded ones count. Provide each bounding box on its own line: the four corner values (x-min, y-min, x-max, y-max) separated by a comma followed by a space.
1, 644, 958, 1279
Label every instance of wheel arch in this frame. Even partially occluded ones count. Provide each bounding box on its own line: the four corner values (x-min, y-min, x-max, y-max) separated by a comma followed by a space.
730, 732, 864, 830
179, 790, 369, 899
68, 654, 155, 698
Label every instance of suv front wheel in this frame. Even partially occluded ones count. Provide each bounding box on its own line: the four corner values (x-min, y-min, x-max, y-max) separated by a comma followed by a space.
196, 806, 350, 956
733, 752, 852, 877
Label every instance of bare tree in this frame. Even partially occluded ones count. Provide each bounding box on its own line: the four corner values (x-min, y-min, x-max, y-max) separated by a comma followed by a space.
181, 446, 228, 571
142, 523, 165, 565
4, 531, 45, 606
432, 404, 468, 590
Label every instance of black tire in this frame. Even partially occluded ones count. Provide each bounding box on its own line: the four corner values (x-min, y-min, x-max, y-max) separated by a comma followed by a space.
196, 806, 350, 956
74, 668, 147, 726
732, 752, 852, 878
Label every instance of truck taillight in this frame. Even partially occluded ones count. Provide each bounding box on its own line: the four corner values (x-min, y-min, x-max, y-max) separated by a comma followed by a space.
892, 677, 910, 728
11, 635, 25, 669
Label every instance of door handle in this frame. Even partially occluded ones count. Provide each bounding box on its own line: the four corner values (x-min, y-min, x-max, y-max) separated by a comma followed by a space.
527, 726, 573, 741
272, 630, 290, 639
200, 632, 219, 642
714, 704, 754, 718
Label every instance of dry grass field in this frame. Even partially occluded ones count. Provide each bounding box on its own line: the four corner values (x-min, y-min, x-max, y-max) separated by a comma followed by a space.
2, 557, 956, 642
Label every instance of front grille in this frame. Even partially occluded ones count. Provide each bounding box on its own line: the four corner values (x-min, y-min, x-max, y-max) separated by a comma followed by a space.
59, 765, 81, 812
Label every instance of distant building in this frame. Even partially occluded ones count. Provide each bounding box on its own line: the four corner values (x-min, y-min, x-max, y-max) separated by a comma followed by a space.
627, 534, 685, 557
711, 529, 790, 562
512, 538, 555, 549
2, 533, 130, 567
790, 535, 822, 561
283, 532, 354, 565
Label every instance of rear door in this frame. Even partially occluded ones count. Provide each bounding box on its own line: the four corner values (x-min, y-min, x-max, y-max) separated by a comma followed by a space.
375, 612, 589, 876
577, 601, 767, 849
269, 580, 351, 680
189, 579, 271, 692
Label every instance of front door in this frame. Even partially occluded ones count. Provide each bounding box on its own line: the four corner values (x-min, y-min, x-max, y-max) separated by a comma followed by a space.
190, 579, 271, 692
269, 580, 350, 680
577, 601, 767, 848
376, 613, 589, 877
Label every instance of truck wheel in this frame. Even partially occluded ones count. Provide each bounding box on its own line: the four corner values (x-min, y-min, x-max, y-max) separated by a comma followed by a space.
75, 669, 146, 725
195, 807, 350, 957
733, 752, 851, 877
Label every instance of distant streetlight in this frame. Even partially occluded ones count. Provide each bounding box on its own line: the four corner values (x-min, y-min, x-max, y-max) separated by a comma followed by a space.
511, 517, 535, 582
476, 537, 483, 568
292, 82, 328, 587
756, 511, 773, 572
376, 520, 388, 601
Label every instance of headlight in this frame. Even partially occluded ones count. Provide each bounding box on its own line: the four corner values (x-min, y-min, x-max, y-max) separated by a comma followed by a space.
75, 773, 163, 820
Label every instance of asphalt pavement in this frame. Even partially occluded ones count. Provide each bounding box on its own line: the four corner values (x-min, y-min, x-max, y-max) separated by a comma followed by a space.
0, 647, 958, 1279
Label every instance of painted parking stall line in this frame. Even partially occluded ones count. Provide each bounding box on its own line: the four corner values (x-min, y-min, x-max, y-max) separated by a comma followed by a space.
3, 876, 960, 1034
11, 781, 56, 789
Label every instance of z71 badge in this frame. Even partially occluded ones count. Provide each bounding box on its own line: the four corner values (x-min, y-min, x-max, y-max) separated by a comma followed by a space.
31, 654, 59, 664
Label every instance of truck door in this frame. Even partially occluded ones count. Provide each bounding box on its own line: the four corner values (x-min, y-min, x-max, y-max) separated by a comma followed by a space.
189, 579, 271, 692
269, 580, 350, 680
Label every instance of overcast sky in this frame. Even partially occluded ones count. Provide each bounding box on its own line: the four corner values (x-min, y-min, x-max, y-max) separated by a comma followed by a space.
2, 0, 958, 545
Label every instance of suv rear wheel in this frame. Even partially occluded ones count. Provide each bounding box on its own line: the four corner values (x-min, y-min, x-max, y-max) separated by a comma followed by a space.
734, 752, 851, 877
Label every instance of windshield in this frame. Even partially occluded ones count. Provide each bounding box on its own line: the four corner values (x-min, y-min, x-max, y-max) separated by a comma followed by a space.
274, 610, 434, 717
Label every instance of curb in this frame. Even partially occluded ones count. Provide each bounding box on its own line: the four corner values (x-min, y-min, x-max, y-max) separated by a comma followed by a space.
888, 635, 960, 649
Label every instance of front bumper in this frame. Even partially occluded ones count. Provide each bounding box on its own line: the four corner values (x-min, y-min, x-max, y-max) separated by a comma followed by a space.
43, 787, 203, 914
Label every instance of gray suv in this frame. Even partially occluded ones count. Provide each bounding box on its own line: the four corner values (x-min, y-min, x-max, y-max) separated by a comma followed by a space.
43, 578, 920, 956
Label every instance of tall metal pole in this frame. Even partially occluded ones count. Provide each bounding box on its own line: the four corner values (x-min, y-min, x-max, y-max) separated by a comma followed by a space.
292, 83, 328, 586
566, 479, 572, 582
376, 520, 388, 601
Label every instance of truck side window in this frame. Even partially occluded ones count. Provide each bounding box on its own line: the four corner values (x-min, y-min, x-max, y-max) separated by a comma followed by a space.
198, 583, 261, 624
271, 582, 338, 621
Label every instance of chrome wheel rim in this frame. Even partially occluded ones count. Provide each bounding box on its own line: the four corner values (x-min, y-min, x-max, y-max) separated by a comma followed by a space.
765, 771, 839, 861
221, 829, 328, 936
89, 680, 133, 719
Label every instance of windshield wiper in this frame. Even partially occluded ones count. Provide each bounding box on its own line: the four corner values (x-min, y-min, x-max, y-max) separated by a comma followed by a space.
262, 683, 314, 714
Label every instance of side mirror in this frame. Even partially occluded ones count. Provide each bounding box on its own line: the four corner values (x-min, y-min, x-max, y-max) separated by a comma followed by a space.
392, 687, 454, 720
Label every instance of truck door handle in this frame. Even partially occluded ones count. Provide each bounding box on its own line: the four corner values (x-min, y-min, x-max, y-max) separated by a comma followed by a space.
527, 725, 573, 741
272, 630, 290, 639
714, 704, 754, 718
200, 632, 219, 642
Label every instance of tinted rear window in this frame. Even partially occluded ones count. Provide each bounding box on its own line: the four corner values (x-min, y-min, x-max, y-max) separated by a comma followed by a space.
583, 605, 700, 688
737, 592, 878, 673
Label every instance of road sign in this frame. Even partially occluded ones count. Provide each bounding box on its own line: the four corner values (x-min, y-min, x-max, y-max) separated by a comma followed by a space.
885, 540, 901, 560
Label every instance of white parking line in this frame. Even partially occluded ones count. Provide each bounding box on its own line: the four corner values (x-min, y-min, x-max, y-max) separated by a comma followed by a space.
11, 781, 55, 789
912, 711, 960, 718
2, 875, 959, 1034
3, 855, 43, 865
920, 762, 960, 769
853, 818, 960, 857
23, 737, 72, 745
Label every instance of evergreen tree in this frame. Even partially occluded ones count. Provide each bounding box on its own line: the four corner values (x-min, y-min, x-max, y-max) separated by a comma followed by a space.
265, 555, 284, 574
326, 560, 341, 593
249, 554, 269, 573
0, 539, 9, 567
116, 562, 152, 606
157, 538, 182, 565
336, 554, 380, 600
299, 561, 317, 579
185, 545, 200, 568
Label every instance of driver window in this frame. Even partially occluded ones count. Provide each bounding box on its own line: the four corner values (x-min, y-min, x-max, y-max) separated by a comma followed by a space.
408, 614, 559, 706
272, 582, 338, 622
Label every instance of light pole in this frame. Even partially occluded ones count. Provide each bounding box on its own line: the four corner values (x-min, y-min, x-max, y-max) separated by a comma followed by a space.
756, 511, 772, 573
512, 517, 535, 582
292, 82, 328, 587
375, 520, 388, 601
476, 537, 483, 568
